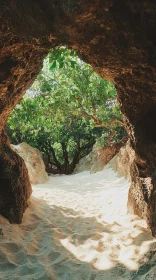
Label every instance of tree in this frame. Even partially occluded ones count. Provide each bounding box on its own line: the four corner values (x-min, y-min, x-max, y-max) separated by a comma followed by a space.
6, 47, 125, 174
6, 95, 102, 174
30, 47, 126, 137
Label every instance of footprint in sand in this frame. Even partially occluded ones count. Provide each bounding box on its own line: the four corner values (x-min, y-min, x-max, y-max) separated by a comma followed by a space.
1, 242, 22, 253
0, 243, 27, 265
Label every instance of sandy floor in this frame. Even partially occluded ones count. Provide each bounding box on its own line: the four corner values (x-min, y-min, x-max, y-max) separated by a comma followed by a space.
0, 165, 156, 280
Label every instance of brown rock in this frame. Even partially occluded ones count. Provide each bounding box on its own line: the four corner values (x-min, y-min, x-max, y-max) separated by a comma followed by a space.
0, 132, 32, 223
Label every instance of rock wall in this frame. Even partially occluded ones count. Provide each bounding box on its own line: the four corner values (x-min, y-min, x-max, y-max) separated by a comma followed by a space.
110, 140, 153, 224
110, 140, 134, 181
11, 143, 49, 185
0, 1, 156, 232
0, 132, 32, 223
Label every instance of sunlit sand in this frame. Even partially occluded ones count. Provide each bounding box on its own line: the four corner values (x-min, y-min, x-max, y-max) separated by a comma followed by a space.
0, 165, 156, 279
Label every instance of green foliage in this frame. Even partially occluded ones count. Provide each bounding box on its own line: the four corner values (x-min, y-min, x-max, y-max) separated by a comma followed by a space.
31, 48, 122, 128
6, 47, 125, 174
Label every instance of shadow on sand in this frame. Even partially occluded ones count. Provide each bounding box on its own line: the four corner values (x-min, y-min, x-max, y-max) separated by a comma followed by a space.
0, 195, 153, 280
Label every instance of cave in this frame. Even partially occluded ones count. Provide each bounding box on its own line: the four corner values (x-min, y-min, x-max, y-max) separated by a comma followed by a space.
0, 1, 156, 235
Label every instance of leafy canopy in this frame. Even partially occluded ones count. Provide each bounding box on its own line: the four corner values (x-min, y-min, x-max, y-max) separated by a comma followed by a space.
6, 47, 125, 173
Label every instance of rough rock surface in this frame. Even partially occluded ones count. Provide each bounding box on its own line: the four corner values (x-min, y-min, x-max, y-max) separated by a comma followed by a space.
0, 132, 32, 223
75, 137, 127, 174
75, 146, 119, 174
11, 143, 49, 185
75, 146, 107, 174
0, 1, 156, 232
110, 140, 134, 181
110, 140, 152, 222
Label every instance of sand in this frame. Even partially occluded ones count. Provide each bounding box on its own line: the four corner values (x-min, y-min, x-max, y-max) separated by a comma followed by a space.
0, 165, 156, 280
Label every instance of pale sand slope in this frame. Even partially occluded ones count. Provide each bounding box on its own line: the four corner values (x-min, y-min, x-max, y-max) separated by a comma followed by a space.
0, 166, 156, 280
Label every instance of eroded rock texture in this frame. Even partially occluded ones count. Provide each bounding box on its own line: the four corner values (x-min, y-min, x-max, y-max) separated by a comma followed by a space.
110, 140, 152, 223
0, 131, 32, 223
0, 1, 156, 231
110, 140, 134, 182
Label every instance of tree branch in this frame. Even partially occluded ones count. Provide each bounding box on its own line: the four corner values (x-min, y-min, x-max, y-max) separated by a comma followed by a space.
95, 118, 127, 131
49, 145, 62, 170
78, 111, 101, 125
61, 142, 69, 168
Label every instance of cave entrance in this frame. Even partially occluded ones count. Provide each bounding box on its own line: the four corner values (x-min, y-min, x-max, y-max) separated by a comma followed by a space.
1, 0, 156, 273
6, 47, 126, 176
4, 47, 147, 276
2, 47, 155, 276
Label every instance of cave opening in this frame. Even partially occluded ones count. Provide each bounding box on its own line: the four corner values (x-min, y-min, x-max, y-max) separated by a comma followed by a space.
1, 43, 155, 276
6, 47, 126, 176
1, 1, 156, 277
4, 49, 152, 278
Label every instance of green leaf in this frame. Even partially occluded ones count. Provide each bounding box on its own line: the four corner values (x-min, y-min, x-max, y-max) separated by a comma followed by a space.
49, 61, 57, 70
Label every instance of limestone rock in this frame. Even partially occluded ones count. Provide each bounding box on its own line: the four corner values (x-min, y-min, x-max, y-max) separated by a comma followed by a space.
109, 140, 152, 229
11, 143, 48, 185
75, 138, 127, 174
109, 140, 135, 181
75, 146, 117, 173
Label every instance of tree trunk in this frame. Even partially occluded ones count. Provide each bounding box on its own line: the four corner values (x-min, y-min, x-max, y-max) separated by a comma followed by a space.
61, 143, 70, 174
49, 145, 62, 173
